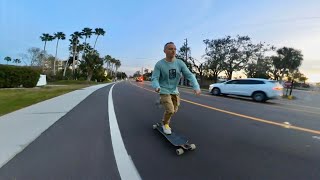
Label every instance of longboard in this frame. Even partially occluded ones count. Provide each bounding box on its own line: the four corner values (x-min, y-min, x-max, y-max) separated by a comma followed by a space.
153, 122, 196, 155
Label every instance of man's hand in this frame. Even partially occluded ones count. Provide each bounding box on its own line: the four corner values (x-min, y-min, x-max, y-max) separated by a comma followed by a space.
155, 88, 160, 93
194, 89, 201, 95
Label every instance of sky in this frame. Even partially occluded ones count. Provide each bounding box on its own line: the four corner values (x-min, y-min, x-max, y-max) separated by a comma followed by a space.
1, 0, 320, 82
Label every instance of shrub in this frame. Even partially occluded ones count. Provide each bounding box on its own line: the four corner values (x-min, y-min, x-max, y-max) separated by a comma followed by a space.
0, 65, 40, 88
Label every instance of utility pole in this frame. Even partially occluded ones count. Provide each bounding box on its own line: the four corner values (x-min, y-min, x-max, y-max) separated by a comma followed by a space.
184, 38, 188, 86
184, 38, 188, 62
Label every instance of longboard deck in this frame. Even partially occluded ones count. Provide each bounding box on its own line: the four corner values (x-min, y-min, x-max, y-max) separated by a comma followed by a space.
154, 123, 188, 146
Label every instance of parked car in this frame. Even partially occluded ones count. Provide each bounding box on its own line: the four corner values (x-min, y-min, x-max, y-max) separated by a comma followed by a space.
208, 78, 283, 102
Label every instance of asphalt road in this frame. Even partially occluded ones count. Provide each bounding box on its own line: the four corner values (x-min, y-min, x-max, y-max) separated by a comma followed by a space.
1, 80, 320, 180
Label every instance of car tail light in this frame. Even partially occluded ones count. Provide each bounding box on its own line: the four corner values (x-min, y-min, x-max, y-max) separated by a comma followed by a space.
273, 87, 283, 91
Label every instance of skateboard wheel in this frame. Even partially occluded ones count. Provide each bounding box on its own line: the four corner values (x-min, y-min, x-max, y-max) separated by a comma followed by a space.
152, 124, 157, 129
190, 144, 196, 150
176, 148, 184, 155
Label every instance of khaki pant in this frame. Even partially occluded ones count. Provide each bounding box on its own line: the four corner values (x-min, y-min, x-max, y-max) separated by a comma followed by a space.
160, 94, 180, 125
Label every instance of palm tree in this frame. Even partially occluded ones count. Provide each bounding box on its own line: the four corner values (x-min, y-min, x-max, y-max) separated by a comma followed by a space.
63, 57, 73, 77
93, 28, 106, 49
114, 59, 121, 72
40, 33, 54, 52
82, 28, 93, 53
53, 32, 66, 75
115, 59, 121, 77
40, 33, 54, 70
110, 58, 116, 77
4, 56, 11, 64
13, 58, 21, 64
104, 55, 112, 76
70, 31, 83, 75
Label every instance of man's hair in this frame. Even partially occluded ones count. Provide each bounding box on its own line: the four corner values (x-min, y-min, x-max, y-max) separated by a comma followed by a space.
164, 42, 175, 50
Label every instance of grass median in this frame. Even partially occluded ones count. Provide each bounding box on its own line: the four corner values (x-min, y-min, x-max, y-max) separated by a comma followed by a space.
0, 80, 107, 116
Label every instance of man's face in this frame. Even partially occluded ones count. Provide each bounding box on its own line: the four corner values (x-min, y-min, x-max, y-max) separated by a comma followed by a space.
164, 43, 176, 58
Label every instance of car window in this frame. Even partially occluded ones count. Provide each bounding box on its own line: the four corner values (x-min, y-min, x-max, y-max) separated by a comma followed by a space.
235, 80, 265, 84
226, 80, 239, 84
237, 80, 250, 84
248, 80, 265, 84
253, 80, 265, 84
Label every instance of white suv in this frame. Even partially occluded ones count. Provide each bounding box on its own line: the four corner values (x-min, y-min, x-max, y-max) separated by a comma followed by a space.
208, 78, 283, 102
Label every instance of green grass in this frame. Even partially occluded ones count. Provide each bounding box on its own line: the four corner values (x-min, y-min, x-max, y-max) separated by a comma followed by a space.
0, 84, 92, 116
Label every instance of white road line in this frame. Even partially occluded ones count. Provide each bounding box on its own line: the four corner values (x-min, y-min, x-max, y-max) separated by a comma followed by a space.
108, 84, 142, 180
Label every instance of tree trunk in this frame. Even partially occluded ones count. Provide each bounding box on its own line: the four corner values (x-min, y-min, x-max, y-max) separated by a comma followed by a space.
83, 37, 87, 57
63, 61, 68, 77
93, 35, 99, 49
44, 41, 47, 52
212, 71, 219, 83
42, 41, 47, 72
272, 70, 278, 80
87, 69, 93, 81
226, 70, 233, 80
72, 45, 77, 79
199, 71, 203, 86
54, 39, 59, 76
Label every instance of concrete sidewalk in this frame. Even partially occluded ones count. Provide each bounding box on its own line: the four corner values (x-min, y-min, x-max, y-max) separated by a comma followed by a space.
0, 83, 113, 168
279, 89, 320, 109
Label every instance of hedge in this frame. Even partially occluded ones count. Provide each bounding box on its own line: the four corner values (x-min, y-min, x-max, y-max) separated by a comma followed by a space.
0, 65, 41, 88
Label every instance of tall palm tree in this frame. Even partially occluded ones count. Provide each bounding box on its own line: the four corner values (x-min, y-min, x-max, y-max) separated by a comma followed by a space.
40, 33, 54, 70
115, 60, 121, 79
104, 55, 112, 76
70, 31, 83, 75
82, 28, 93, 53
110, 58, 116, 77
115, 60, 121, 72
93, 28, 106, 49
53, 32, 66, 75
40, 33, 54, 52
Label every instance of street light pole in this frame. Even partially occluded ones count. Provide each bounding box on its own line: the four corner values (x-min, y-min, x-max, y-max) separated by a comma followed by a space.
184, 38, 188, 86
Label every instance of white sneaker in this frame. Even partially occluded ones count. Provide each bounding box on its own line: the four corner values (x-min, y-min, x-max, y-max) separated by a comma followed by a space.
162, 124, 172, 135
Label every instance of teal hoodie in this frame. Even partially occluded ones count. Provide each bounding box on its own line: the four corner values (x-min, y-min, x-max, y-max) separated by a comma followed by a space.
151, 58, 200, 94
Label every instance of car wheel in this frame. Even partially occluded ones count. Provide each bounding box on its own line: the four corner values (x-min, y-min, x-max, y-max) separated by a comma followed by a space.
211, 88, 221, 96
252, 92, 266, 102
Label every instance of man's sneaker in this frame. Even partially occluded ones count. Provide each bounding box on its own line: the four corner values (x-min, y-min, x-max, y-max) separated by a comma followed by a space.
162, 124, 172, 135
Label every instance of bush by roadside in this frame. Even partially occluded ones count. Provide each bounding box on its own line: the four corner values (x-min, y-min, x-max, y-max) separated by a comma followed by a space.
0, 65, 40, 88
